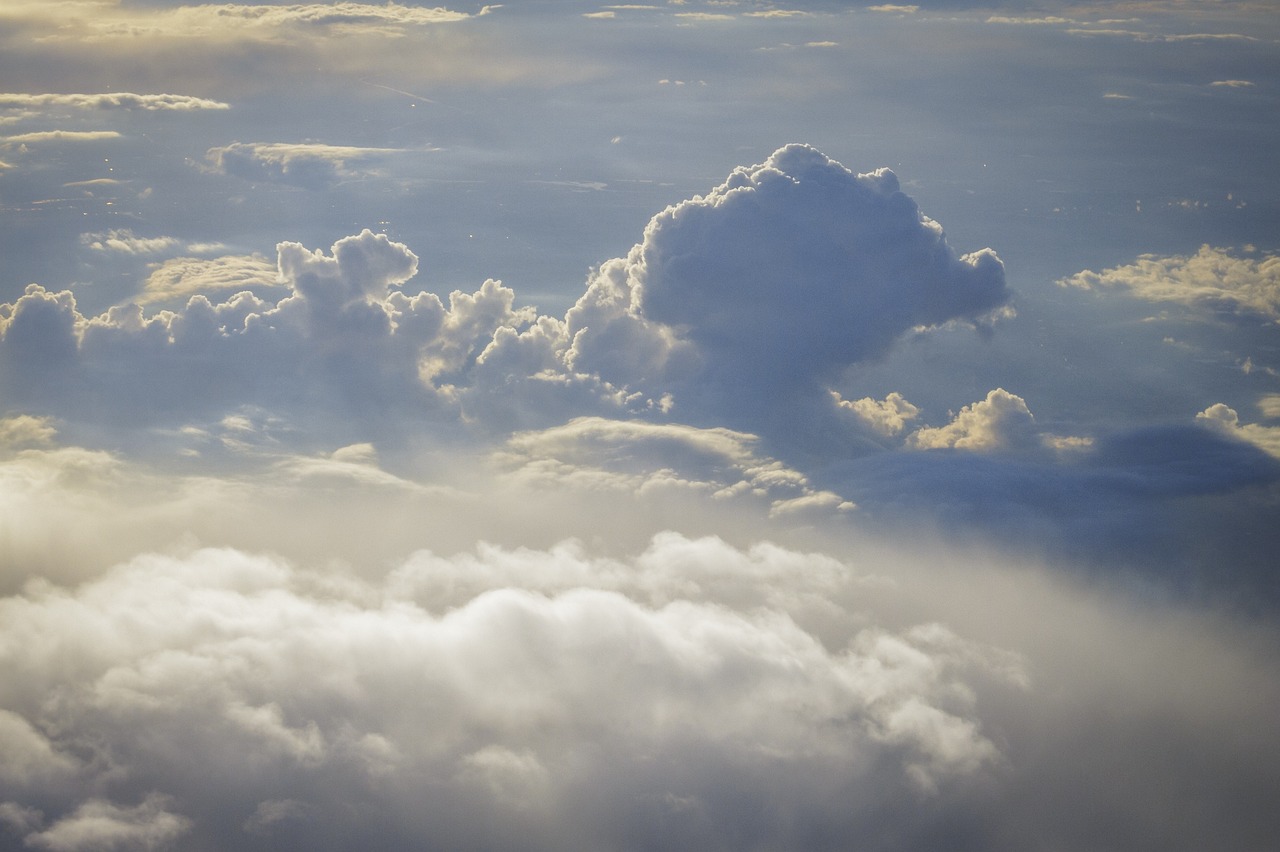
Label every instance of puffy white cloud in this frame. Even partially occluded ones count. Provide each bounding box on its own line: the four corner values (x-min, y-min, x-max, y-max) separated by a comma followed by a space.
1060, 245, 1280, 321
908, 388, 1040, 452
833, 391, 921, 437
0, 540, 1021, 850
0, 144, 1010, 460
580, 144, 1006, 390
1196, 403, 1280, 458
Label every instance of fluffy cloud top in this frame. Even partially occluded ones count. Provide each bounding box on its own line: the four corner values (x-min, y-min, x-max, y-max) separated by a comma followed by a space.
908, 388, 1040, 452
569, 144, 1007, 393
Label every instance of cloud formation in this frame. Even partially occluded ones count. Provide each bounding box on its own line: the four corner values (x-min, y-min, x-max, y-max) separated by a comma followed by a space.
1060, 244, 1280, 321
205, 142, 406, 189
0, 92, 229, 111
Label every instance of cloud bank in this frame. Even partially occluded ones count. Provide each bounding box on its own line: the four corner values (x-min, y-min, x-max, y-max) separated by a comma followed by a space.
2, 143, 1279, 851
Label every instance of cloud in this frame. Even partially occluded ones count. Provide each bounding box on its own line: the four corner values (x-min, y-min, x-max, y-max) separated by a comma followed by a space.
0, 538, 1027, 850
832, 391, 920, 437
24, 2, 473, 43
0, 92, 229, 111
1196, 403, 1280, 458
0, 130, 121, 144
1060, 244, 1280, 322
548, 143, 1008, 450
1210, 79, 1254, 88
0, 478, 1278, 851
79, 228, 182, 255
907, 388, 1040, 452
23, 795, 192, 852
205, 142, 406, 189
138, 254, 282, 305
495, 416, 853, 517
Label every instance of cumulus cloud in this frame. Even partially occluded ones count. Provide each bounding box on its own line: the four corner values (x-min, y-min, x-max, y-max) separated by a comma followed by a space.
533, 143, 1010, 452
1060, 244, 1280, 321
0, 484, 1277, 851
1196, 403, 1280, 458
833, 391, 920, 437
908, 388, 1041, 452
0, 539, 1025, 850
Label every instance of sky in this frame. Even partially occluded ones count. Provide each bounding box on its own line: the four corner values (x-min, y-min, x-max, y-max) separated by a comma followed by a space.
2, 0, 1279, 849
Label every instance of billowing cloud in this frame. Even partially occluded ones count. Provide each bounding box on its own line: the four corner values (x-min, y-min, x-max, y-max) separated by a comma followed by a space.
0, 456, 1277, 851
907, 388, 1040, 452
1196, 403, 1280, 458
1060, 245, 1280, 321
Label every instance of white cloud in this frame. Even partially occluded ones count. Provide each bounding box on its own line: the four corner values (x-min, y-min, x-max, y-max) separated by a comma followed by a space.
833, 391, 921, 437
79, 228, 181, 255
496, 416, 852, 515
908, 389, 1040, 452
1196, 403, 1280, 458
1060, 244, 1280, 321
26, 2, 472, 43
0, 130, 121, 144
0, 539, 1023, 848
205, 142, 407, 189
0, 92, 229, 111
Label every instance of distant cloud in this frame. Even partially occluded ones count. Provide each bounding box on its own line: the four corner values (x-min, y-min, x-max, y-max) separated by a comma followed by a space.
205, 141, 405, 189
0, 130, 121, 144
832, 392, 920, 437
907, 389, 1041, 452
0, 92, 229, 111
1059, 244, 1280, 321
867, 5, 919, 13
674, 12, 734, 22
33, 2, 473, 42
986, 16, 1076, 26
497, 416, 852, 516
139, 254, 281, 305
79, 229, 182, 255
1210, 79, 1254, 88
1066, 28, 1256, 43
1197, 404, 1280, 458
